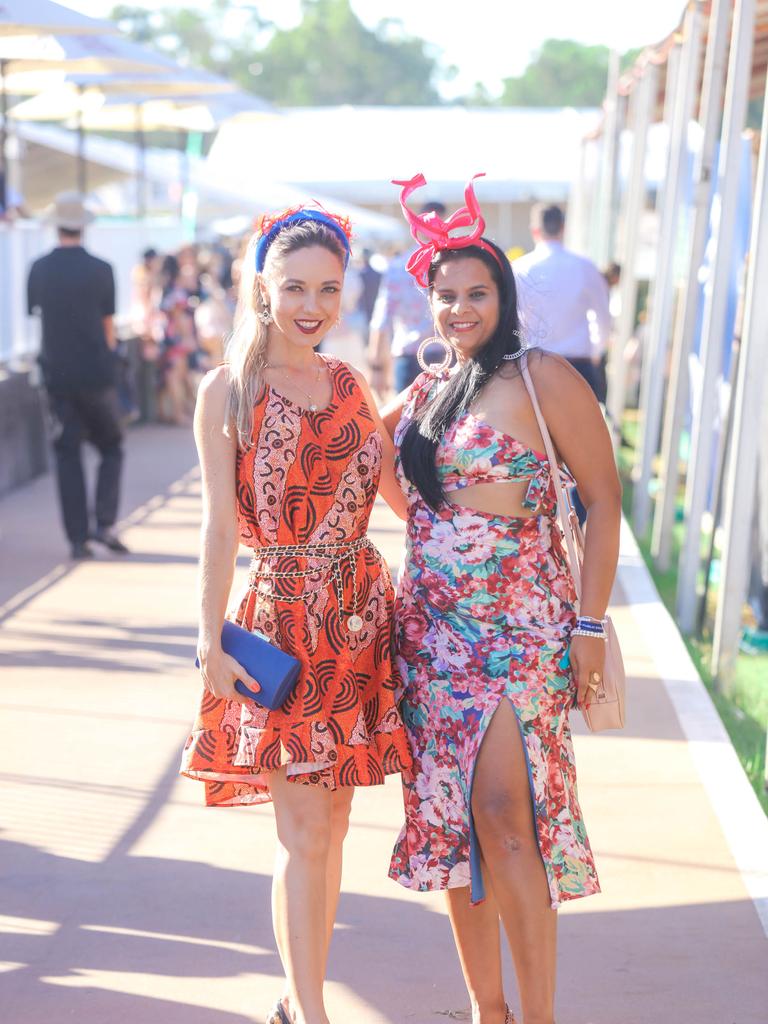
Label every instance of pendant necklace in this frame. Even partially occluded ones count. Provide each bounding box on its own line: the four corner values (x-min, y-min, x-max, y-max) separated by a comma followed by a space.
268, 355, 323, 411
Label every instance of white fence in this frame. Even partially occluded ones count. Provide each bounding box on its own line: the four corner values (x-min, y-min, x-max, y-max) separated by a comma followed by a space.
0, 220, 188, 367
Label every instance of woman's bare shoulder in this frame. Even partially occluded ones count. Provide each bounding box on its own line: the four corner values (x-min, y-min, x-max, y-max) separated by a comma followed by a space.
202, 362, 231, 387
526, 348, 596, 404
195, 365, 234, 428
346, 363, 367, 389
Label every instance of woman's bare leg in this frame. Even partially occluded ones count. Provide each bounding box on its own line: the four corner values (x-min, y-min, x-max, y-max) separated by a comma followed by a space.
324, 786, 354, 966
471, 699, 557, 1024
445, 881, 507, 1023
269, 770, 334, 1024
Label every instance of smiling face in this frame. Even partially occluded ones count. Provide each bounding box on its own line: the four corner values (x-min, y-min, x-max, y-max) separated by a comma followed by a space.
260, 244, 345, 350
429, 256, 501, 361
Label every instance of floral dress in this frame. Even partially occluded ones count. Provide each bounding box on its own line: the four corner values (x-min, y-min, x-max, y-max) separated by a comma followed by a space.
180, 356, 412, 806
389, 369, 600, 908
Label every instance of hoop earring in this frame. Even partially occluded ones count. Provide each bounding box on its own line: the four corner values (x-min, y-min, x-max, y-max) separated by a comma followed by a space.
257, 308, 273, 325
417, 336, 453, 376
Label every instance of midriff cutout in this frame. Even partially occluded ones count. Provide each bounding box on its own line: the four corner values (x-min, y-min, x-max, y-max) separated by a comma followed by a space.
445, 479, 539, 518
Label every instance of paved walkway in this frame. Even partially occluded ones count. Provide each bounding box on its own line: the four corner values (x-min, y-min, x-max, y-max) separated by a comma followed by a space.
1, 424, 766, 1024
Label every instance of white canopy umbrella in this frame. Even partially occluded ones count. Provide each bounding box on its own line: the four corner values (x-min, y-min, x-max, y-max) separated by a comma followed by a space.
0, 28, 203, 208
0, 32, 180, 87
9, 46, 239, 196
11, 86, 262, 215
0, 0, 117, 36
0, 0, 117, 208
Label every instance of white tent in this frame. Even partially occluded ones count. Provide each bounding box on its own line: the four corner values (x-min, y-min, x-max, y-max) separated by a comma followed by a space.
208, 106, 602, 204
13, 121, 405, 241
207, 105, 601, 248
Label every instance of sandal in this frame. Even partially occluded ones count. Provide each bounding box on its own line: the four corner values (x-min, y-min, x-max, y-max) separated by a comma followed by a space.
504, 1007, 516, 1024
265, 999, 292, 1024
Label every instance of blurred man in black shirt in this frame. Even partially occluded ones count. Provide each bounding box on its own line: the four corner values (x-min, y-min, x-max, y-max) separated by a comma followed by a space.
28, 192, 128, 560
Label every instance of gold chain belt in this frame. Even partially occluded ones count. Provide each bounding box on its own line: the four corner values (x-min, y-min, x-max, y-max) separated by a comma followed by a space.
248, 536, 374, 633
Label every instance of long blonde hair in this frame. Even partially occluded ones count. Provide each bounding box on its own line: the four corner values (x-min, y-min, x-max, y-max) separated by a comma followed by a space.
225, 221, 348, 447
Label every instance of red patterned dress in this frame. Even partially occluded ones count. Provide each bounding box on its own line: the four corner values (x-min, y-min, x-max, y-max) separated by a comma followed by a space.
180, 356, 412, 806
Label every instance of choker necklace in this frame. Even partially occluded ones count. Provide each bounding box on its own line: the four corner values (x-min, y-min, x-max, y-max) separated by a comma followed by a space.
267, 355, 323, 411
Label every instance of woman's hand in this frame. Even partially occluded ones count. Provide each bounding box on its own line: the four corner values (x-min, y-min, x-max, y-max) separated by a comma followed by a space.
197, 642, 260, 705
570, 634, 607, 709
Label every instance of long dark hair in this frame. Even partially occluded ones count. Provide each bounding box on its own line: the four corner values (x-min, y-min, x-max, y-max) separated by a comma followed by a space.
399, 240, 523, 510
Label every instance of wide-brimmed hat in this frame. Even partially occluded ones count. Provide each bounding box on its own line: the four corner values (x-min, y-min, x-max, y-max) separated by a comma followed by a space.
45, 191, 95, 230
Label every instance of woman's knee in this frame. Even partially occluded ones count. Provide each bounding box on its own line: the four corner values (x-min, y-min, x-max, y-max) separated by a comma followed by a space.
276, 802, 333, 860
329, 789, 353, 843
472, 787, 534, 856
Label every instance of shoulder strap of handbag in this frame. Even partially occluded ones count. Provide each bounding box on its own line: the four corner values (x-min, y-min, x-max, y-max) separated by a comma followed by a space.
519, 353, 584, 604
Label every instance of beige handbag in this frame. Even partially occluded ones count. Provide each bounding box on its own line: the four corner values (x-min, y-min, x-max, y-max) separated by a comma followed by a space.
520, 356, 626, 732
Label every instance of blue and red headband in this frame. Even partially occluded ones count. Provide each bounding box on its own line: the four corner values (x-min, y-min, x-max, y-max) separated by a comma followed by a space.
255, 205, 353, 272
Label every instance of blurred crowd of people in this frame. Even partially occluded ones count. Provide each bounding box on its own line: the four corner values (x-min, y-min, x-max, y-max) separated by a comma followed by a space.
129, 242, 237, 426
126, 238, 393, 424
123, 215, 634, 428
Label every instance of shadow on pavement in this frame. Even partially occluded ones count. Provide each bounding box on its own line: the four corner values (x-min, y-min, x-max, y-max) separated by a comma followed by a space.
2, 822, 766, 1024
2, 626, 196, 668
0, 425, 199, 620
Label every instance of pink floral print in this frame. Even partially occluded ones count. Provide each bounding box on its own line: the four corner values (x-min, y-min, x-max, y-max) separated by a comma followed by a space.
389, 373, 600, 909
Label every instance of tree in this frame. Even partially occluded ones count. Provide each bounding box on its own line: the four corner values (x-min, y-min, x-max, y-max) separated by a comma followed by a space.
110, 0, 443, 105
500, 39, 640, 107
241, 1, 441, 105
461, 82, 498, 107
110, 3, 268, 83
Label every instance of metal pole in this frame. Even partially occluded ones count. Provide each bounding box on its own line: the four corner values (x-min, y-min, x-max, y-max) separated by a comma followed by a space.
178, 128, 189, 220
632, 3, 705, 537
651, 0, 732, 570
677, 0, 756, 633
596, 50, 622, 269
607, 61, 657, 443
135, 104, 146, 220
711, 70, 768, 686
631, 40, 681, 528
696, 337, 741, 637
76, 85, 87, 195
565, 137, 589, 254
1, 61, 7, 214
585, 136, 604, 262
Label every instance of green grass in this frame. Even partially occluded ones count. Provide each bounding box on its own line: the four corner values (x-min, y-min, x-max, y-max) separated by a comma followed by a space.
618, 414, 768, 814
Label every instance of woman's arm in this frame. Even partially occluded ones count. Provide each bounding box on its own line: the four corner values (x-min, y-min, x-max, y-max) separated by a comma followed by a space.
349, 367, 408, 520
379, 389, 409, 440
194, 367, 259, 703
530, 353, 622, 706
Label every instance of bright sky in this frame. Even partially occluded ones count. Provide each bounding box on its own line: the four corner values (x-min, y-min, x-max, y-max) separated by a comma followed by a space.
65, 0, 684, 98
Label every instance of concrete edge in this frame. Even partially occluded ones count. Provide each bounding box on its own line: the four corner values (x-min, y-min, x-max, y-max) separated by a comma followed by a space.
617, 517, 768, 938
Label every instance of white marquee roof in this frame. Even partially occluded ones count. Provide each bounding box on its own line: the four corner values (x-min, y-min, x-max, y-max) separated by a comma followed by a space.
207, 105, 602, 204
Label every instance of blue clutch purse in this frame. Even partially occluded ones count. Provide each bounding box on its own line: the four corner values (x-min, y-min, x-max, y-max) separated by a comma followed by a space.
195, 619, 301, 710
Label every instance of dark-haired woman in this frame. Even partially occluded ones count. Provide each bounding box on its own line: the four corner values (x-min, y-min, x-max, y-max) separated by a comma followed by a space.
180, 206, 411, 1024
384, 176, 622, 1024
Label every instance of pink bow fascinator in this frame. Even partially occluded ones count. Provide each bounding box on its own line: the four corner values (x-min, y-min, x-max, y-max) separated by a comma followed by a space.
392, 172, 504, 287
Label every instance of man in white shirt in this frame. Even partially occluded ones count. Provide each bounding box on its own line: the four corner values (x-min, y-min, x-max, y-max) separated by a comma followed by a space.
513, 203, 611, 397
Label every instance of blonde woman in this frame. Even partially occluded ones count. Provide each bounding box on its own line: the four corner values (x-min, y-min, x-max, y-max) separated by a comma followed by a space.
180, 207, 411, 1024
